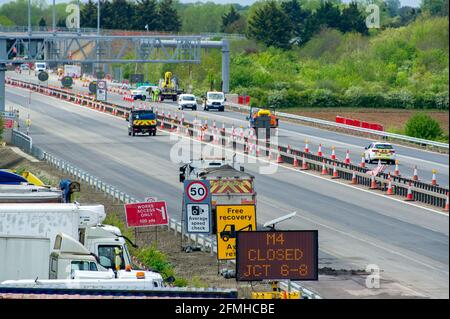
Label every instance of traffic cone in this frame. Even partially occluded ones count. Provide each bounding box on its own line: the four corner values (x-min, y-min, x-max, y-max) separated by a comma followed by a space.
304, 140, 309, 153
160, 112, 165, 130
301, 155, 308, 171
321, 160, 328, 175
386, 178, 394, 195
405, 183, 414, 201
276, 148, 283, 164
394, 160, 400, 176
331, 146, 336, 160
431, 170, 437, 186
331, 163, 339, 179
360, 154, 365, 168
412, 166, 418, 181
293, 155, 299, 168
317, 144, 323, 157
444, 192, 449, 212
369, 175, 378, 189
351, 170, 357, 184
344, 150, 351, 164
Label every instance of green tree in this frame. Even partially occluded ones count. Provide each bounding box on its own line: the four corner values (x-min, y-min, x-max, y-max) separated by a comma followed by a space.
281, 0, 312, 45
404, 113, 443, 140
247, 1, 293, 49
421, 0, 449, 16
134, 0, 160, 31
158, 0, 181, 32
38, 17, 46, 27
221, 5, 241, 33
339, 2, 368, 35
385, 0, 401, 17
313, 1, 342, 30
81, 0, 98, 28
0, 15, 15, 26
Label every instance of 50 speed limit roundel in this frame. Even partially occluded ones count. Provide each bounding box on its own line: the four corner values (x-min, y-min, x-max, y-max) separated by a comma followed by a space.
186, 181, 208, 202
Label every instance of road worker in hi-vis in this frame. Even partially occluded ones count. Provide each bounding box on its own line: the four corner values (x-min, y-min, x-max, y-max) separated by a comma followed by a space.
114, 247, 123, 271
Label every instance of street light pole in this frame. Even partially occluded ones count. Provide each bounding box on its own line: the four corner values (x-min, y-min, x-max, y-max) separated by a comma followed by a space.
52, 0, 56, 34
96, 0, 101, 78
28, 0, 32, 36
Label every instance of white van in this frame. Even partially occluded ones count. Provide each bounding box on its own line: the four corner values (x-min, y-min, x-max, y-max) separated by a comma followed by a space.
34, 62, 47, 76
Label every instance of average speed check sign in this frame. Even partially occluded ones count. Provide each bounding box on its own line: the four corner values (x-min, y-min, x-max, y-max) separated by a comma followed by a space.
186, 181, 209, 202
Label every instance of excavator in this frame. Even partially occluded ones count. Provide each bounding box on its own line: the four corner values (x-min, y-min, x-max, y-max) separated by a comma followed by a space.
158, 71, 184, 102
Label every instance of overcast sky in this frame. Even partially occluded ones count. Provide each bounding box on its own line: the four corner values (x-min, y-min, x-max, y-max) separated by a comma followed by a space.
0, 0, 423, 8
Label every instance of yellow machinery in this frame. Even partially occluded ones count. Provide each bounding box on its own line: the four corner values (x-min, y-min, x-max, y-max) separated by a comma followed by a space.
159, 71, 183, 101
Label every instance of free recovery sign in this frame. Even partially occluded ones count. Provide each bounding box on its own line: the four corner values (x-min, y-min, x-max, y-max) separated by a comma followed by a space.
216, 205, 256, 260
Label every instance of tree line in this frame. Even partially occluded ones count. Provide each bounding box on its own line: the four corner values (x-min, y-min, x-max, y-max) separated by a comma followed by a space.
81, 0, 181, 32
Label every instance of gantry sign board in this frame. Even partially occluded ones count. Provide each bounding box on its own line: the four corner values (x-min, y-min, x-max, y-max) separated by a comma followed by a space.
236, 231, 318, 281
96, 80, 107, 102
184, 180, 211, 234
124, 201, 168, 227
216, 205, 256, 260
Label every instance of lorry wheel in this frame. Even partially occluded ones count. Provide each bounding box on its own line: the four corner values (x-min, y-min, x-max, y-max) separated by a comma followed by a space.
193, 106, 197, 111
173, 96, 177, 102
128, 131, 131, 136
153, 131, 156, 136
161, 97, 164, 102
220, 107, 224, 112
142, 96, 146, 101
132, 132, 135, 136
222, 235, 229, 242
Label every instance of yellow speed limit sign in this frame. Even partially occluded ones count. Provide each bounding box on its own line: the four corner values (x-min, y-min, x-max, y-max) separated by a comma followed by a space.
216, 205, 256, 260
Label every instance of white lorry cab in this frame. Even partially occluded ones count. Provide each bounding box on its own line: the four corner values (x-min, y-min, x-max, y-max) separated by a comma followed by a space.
0, 203, 134, 280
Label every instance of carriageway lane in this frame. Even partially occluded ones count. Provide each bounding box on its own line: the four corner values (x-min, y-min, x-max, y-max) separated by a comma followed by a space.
7, 71, 449, 186
5, 88, 449, 298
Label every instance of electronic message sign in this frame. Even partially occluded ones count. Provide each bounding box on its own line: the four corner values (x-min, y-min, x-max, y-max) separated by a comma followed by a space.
236, 231, 318, 281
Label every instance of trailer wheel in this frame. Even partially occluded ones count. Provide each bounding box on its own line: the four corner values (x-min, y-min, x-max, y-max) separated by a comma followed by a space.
173, 96, 177, 102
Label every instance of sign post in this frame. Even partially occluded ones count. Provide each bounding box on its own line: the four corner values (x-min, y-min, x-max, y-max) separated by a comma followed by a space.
216, 205, 256, 260
183, 180, 212, 234
124, 201, 169, 249
96, 80, 107, 102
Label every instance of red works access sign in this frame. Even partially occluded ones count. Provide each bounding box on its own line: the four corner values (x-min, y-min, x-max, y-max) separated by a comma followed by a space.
124, 201, 168, 227
3, 119, 13, 129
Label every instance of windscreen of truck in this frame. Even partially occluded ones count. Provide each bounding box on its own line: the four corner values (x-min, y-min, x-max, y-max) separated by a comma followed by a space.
97, 245, 126, 269
208, 93, 224, 100
36, 63, 46, 69
132, 111, 156, 120
182, 96, 195, 101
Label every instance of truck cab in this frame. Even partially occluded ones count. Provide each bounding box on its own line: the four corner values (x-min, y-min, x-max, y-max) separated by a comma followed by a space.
203, 92, 225, 112
85, 224, 133, 271
49, 233, 105, 279
127, 109, 157, 136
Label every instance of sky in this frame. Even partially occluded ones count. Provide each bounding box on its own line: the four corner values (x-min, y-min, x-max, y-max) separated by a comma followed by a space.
0, 0, 423, 8
0, 0, 421, 7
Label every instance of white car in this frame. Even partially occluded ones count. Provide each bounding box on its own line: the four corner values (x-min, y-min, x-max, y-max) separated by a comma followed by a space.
131, 86, 152, 101
178, 94, 197, 110
364, 142, 396, 164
